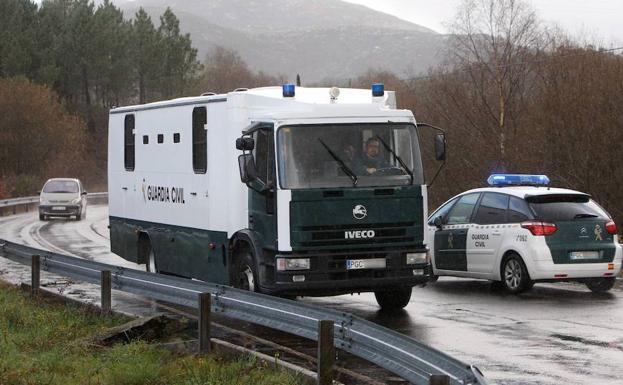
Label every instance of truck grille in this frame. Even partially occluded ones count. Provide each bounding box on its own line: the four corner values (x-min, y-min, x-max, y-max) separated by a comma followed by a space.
295, 222, 415, 247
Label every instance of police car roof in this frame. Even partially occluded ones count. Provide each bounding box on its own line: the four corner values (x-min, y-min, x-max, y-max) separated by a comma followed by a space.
460, 186, 590, 200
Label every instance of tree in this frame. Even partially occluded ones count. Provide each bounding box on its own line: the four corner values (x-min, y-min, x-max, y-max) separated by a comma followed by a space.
196, 46, 283, 94
92, 0, 133, 108
131, 7, 160, 103
0, 77, 92, 196
157, 7, 200, 98
449, 0, 542, 169
0, 0, 39, 79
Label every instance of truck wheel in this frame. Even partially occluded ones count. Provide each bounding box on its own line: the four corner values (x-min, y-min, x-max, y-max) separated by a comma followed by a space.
374, 288, 412, 311
585, 277, 615, 293
146, 247, 158, 273
501, 253, 532, 294
39, 214, 46, 221
233, 252, 259, 292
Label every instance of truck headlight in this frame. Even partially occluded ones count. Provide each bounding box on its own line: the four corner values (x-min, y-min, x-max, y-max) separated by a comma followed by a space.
276, 258, 310, 271
71, 198, 81, 204
406, 253, 427, 265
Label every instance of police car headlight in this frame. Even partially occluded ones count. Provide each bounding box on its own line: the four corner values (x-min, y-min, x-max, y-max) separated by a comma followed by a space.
276, 258, 310, 271
406, 253, 427, 265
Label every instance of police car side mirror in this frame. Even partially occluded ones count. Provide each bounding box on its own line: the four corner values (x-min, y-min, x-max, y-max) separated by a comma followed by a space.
236, 137, 255, 151
434, 133, 446, 161
433, 215, 444, 229
238, 154, 258, 184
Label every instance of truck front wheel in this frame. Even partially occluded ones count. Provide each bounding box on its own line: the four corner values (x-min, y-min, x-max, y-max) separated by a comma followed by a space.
374, 288, 412, 311
233, 252, 259, 292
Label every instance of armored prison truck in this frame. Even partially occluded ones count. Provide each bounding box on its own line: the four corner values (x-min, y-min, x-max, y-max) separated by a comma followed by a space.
108, 84, 445, 310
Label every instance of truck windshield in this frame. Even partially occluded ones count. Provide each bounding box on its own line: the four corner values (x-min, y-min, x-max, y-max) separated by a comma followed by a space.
277, 123, 423, 189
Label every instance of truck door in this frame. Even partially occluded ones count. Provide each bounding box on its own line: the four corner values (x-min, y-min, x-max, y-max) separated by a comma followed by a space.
434, 193, 480, 271
249, 126, 277, 250
468, 192, 509, 274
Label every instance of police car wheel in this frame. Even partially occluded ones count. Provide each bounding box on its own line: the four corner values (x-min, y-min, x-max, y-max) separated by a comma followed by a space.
374, 288, 412, 311
501, 254, 531, 294
585, 277, 616, 293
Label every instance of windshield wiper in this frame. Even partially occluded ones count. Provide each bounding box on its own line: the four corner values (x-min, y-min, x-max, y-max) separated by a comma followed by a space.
573, 213, 598, 219
317, 139, 358, 187
375, 135, 414, 184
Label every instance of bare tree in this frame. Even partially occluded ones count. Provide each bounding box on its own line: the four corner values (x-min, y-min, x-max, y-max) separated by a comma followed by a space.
449, 0, 542, 169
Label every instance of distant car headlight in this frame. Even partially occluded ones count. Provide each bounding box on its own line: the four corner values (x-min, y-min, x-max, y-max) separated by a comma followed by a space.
406, 252, 427, 265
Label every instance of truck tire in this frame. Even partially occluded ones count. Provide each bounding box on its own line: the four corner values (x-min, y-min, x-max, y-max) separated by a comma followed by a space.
374, 288, 412, 311
146, 247, 158, 273
233, 251, 259, 292
585, 277, 615, 293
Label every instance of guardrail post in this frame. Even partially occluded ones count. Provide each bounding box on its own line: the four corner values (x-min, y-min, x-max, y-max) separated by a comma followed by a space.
429, 375, 450, 385
199, 292, 211, 354
101, 270, 112, 314
317, 320, 334, 385
31, 255, 40, 295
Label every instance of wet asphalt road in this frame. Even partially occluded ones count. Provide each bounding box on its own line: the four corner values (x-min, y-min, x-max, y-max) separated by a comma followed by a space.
0, 205, 622, 385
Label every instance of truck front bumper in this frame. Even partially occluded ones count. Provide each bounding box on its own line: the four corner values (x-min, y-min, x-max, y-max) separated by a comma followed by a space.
260, 249, 429, 296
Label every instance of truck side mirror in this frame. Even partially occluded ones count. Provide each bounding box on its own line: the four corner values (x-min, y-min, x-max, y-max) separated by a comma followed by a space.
236, 137, 255, 151
434, 133, 446, 161
238, 154, 257, 184
433, 215, 444, 229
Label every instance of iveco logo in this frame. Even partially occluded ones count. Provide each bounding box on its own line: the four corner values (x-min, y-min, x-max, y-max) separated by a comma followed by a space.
353, 205, 367, 220
345, 230, 376, 239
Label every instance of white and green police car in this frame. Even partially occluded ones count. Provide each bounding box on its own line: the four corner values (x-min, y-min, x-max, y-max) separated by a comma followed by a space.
427, 174, 622, 293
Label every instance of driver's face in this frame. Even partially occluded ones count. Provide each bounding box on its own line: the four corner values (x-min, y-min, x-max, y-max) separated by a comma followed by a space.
365, 141, 380, 157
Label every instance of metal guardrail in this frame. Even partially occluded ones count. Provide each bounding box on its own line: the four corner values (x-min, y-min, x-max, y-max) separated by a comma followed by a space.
0, 192, 108, 215
0, 239, 487, 385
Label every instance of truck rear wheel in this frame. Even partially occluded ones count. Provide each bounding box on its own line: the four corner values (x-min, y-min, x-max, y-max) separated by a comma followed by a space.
585, 277, 615, 293
374, 288, 412, 311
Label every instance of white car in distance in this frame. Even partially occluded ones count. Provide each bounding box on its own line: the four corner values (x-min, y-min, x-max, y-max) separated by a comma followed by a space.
38, 178, 88, 221
427, 174, 622, 293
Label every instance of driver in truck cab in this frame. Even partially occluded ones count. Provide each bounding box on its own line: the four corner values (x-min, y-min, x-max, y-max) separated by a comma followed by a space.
354, 137, 389, 175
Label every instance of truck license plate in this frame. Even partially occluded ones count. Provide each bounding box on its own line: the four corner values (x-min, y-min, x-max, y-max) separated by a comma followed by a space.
346, 258, 386, 270
52, 206, 66, 211
569, 251, 599, 260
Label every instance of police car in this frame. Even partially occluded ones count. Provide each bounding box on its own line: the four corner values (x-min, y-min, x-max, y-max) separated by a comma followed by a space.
427, 174, 622, 293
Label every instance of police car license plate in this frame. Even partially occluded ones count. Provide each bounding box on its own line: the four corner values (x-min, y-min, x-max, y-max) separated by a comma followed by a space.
52, 206, 66, 211
569, 251, 599, 260
346, 258, 386, 270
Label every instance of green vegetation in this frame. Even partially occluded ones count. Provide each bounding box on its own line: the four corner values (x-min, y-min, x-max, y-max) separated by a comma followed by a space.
0, 282, 301, 385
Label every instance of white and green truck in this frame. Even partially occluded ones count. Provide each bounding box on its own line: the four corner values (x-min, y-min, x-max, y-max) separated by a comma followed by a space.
107, 84, 445, 310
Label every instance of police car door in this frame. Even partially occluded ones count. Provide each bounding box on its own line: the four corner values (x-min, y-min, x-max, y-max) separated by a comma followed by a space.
468, 192, 509, 275
434, 193, 480, 272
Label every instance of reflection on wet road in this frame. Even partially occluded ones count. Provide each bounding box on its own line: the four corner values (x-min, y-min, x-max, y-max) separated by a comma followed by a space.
1, 205, 622, 384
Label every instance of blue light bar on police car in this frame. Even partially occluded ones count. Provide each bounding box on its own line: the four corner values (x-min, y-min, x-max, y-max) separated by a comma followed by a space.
372, 83, 384, 97
487, 174, 550, 186
282, 84, 295, 97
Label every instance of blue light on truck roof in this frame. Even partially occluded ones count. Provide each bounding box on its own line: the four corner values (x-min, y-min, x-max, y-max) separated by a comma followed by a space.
487, 174, 550, 186
372, 83, 384, 97
282, 84, 295, 97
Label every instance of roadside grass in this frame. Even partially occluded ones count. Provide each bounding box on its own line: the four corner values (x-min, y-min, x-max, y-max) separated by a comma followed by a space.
0, 282, 302, 385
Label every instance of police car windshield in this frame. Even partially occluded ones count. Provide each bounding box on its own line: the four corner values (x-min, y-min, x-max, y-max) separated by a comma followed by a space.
527, 194, 610, 222
277, 123, 423, 189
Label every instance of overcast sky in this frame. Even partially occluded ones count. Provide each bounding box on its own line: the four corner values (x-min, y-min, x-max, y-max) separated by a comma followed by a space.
342, 0, 623, 45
